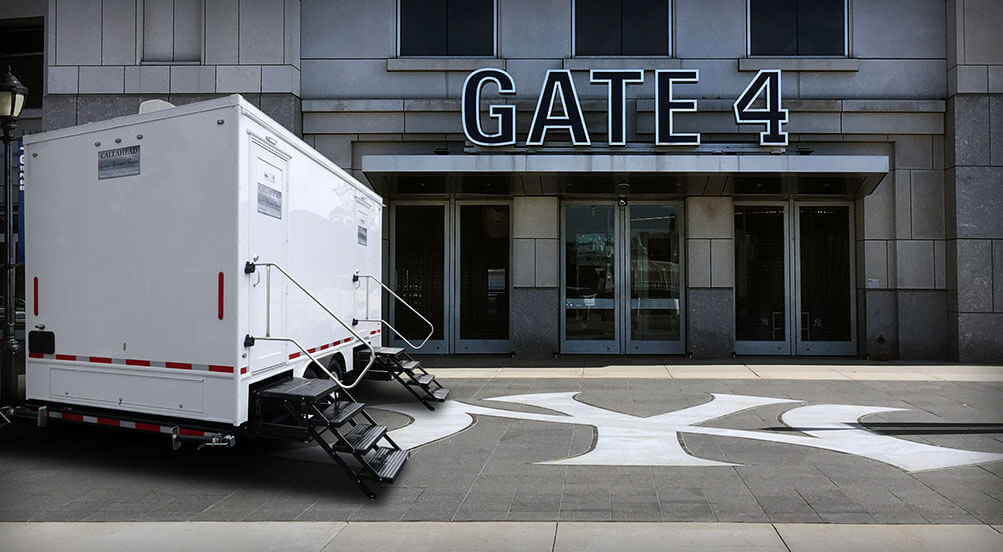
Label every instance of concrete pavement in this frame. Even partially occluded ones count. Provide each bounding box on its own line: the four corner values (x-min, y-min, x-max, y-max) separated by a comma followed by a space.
0, 521, 1001, 552
1, 361, 1001, 550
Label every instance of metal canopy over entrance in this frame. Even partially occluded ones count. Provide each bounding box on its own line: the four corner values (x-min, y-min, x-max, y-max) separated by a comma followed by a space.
362, 153, 890, 199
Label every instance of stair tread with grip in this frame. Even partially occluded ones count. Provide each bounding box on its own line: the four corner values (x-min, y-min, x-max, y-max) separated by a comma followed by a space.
257, 377, 338, 402
336, 424, 387, 452
401, 360, 420, 372
319, 401, 365, 427
374, 346, 405, 359
361, 447, 409, 483
432, 388, 449, 401
408, 373, 434, 386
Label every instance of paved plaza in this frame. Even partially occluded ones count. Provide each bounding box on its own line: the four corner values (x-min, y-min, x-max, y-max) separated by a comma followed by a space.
1, 361, 1002, 549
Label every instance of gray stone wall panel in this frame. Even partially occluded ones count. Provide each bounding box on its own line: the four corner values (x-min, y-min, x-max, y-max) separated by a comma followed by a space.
101, 0, 137, 65
673, 0, 746, 59
55, 0, 102, 66
687, 288, 734, 359
852, 0, 946, 59
954, 166, 1003, 239
511, 288, 559, 358
301, 0, 396, 59
957, 313, 1003, 362
205, 0, 240, 64
500, 0, 570, 58
897, 290, 948, 360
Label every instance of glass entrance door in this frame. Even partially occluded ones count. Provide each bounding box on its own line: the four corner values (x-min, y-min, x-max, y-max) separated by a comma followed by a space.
734, 202, 855, 356
562, 203, 683, 354
391, 202, 511, 354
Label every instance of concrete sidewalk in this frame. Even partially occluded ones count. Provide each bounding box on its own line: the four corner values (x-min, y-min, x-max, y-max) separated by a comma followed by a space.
1, 521, 1002, 552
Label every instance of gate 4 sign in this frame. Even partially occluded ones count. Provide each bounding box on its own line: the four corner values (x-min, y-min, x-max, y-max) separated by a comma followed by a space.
377, 393, 1003, 472
462, 68, 789, 148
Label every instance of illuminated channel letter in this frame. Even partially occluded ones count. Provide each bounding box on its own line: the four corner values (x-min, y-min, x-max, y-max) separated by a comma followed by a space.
462, 68, 517, 146
527, 70, 591, 146
734, 69, 788, 146
655, 70, 700, 146
590, 70, 645, 146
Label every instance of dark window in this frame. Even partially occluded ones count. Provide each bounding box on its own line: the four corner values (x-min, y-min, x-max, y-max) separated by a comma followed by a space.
400, 0, 494, 56
576, 0, 669, 56
0, 18, 44, 109
750, 0, 844, 56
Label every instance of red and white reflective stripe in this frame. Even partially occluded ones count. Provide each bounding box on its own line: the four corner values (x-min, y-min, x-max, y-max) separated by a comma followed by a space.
287, 336, 359, 360
33, 277, 39, 316
28, 353, 234, 374
45, 410, 206, 437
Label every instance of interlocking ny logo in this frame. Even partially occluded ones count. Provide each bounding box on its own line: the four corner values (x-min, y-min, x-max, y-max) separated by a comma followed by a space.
377, 393, 1003, 472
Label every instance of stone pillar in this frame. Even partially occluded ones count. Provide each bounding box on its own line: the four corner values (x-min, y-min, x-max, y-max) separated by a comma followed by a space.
511, 196, 560, 358
944, 0, 1003, 362
685, 196, 735, 358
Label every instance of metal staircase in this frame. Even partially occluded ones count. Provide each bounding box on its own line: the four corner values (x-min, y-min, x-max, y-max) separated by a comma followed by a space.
248, 375, 407, 499
356, 347, 449, 410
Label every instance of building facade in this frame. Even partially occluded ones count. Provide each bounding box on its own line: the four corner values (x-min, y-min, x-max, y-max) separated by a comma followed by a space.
3, 0, 1002, 362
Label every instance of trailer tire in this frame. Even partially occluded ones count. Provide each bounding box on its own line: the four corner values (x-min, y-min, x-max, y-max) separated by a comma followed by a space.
328, 353, 356, 386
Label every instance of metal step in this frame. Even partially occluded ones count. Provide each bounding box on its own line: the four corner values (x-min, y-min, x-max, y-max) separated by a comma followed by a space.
361, 447, 409, 483
336, 424, 387, 452
374, 346, 405, 359
319, 401, 365, 427
431, 388, 449, 401
407, 373, 434, 386
401, 360, 420, 372
257, 377, 338, 402
362, 369, 394, 382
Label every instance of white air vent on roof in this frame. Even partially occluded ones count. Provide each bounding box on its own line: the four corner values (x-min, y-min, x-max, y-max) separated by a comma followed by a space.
138, 99, 175, 114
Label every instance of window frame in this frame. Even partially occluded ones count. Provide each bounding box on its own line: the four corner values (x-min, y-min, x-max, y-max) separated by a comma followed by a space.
396, 0, 498, 58
746, 0, 848, 58
572, 0, 673, 58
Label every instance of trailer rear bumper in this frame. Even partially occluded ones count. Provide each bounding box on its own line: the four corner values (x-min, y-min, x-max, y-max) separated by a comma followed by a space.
8, 402, 238, 450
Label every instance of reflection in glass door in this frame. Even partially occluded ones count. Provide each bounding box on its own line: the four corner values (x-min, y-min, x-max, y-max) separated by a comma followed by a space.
734, 202, 855, 356
564, 205, 618, 352
562, 203, 683, 354
628, 205, 682, 353
391, 202, 510, 354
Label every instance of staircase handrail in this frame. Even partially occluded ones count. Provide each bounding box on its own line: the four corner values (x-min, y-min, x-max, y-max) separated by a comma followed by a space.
246, 261, 376, 389
353, 272, 434, 350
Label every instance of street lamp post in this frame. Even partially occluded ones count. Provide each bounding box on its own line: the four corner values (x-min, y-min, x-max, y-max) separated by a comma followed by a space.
0, 67, 27, 405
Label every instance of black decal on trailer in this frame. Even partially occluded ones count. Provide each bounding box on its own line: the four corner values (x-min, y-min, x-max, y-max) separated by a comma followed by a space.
590, 69, 645, 146
527, 70, 591, 146
734, 69, 789, 146
655, 70, 700, 146
462, 68, 517, 146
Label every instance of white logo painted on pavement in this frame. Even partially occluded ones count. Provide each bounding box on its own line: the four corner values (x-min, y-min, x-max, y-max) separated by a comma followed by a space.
276, 393, 1003, 472
374, 393, 1003, 472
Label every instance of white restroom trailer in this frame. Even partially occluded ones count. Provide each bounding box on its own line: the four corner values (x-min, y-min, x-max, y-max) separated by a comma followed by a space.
21, 95, 384, 431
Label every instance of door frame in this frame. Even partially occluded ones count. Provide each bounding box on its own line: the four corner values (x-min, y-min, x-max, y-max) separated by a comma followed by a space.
560, 200, 686, 355
733, 199, 856, 356
388, 199, 512, 354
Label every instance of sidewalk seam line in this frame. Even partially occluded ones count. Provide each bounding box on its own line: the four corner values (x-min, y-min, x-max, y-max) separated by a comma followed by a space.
772, 523, 793, 552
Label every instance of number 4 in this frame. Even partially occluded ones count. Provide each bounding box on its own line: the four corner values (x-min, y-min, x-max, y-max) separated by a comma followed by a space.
734, 69, 789, 146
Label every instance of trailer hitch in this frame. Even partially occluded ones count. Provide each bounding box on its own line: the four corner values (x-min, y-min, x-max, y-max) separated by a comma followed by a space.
197, 434, 236, 451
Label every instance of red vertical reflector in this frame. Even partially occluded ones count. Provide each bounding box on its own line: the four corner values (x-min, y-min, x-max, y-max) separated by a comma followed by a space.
217, 272, 224, 320
33, 277, 38, 315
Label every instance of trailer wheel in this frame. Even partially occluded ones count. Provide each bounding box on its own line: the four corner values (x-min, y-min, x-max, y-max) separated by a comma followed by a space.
328, 353, 357, 386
